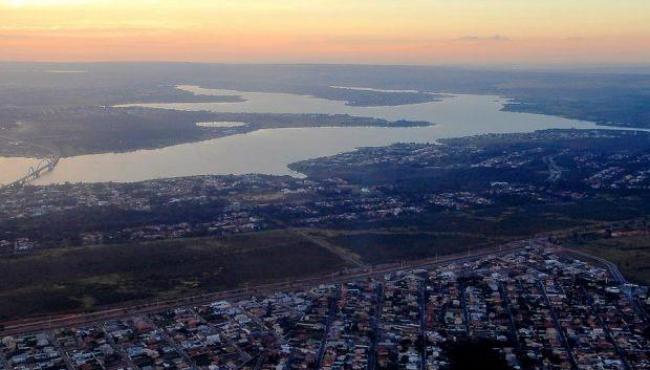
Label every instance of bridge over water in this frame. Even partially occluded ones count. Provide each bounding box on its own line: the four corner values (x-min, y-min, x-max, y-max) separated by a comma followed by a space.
0, 135, 60, 189
2, 156, 60, 188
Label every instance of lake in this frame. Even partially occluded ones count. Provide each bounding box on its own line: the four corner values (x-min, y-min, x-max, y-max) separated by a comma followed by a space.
0, 86, 610, 185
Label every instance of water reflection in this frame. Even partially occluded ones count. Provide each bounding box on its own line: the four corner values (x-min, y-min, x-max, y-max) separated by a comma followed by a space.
2, 87, 609, 185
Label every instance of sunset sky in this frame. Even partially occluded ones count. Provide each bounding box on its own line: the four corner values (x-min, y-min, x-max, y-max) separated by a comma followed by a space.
1, 0, 649, 64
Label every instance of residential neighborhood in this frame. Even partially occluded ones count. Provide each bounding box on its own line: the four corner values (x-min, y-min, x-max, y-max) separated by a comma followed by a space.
2, 247, 648, 370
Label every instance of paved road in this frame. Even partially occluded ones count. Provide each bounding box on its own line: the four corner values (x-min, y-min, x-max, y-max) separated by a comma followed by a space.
543, 154, 564, 183
561, 248, 627, 283
560, 247, 649, 322
0, 241, 539, 337
292, 228, 368, 268
6, 238, 641, 338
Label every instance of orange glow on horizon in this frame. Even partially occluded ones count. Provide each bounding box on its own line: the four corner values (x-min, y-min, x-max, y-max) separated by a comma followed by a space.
1, 0, 649, 64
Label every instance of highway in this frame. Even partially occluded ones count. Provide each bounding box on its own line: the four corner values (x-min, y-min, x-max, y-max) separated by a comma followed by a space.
0, 238, 544, 337
2, 238, 642, 337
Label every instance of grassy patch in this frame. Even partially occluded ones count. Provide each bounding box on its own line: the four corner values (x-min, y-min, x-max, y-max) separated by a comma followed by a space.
329, 232, 498, 264
0, 230, 348, 320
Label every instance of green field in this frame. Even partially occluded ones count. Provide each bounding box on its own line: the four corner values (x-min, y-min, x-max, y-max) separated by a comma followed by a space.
0, 227, 510, 320
0, 230, 349, 320
6, 224, 647, 321
326, 230, 503, 265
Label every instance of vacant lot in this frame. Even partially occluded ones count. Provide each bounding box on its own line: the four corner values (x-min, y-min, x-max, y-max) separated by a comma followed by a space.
329, 231, 501, 264
567, 234, 650, 285
0, 230, 348, 320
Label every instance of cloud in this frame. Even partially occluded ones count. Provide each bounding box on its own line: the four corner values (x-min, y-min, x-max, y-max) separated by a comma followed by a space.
454, 34, 511, 42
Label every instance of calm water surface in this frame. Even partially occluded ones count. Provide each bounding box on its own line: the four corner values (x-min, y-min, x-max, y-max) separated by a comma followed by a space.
0, 86, 609, 185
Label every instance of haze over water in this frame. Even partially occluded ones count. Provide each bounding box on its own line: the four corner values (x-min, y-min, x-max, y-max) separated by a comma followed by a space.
0, 87, 610, 185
